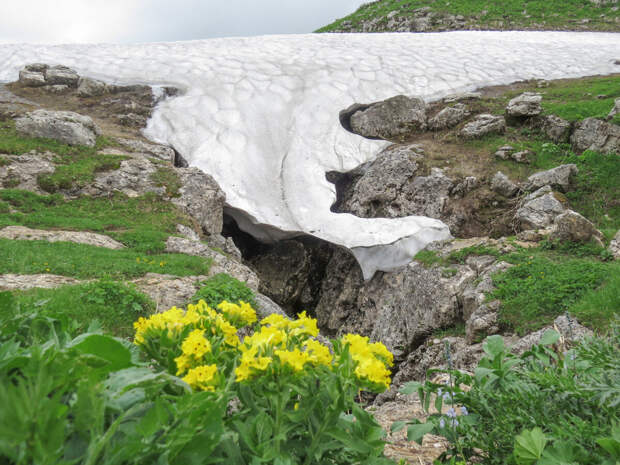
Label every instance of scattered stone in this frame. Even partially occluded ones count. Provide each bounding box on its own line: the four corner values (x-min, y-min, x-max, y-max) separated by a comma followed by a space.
608, 230, 620, 259
506, 92, 543, 118
460, 114, 505, 138
346, 95, 428, 139
165, 236, 259, 290
77, 77, 108, 97
44, 85, 70, 95
491, 171, 519, 197
117, 113, 148, 128
0, 151, 55, 193
607, 97, 620, 121
525, 164, 578, 193
450, 176, 477, 198
115, 138, 175, 163
44, 65, 79, 87
494, 145, 514, 160
549, 210, 605, 247
516, 186, 567, 230
0, 274, 83, 291
0, 225, 125, 249
511, 150, 532, 164
14, 109, 101, 147
543, 115, 572, 143
428, 103, 470, 130
571, 117, 620, 154
443, 92, 481, 103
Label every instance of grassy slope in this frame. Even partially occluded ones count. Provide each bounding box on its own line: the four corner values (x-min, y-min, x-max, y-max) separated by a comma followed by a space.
318, 0, 620, 32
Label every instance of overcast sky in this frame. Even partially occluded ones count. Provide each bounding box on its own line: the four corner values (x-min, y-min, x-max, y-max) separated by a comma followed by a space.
0, 0, 368, 44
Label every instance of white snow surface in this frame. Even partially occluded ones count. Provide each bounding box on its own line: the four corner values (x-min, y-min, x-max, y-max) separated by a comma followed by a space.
1, 32, 619, 279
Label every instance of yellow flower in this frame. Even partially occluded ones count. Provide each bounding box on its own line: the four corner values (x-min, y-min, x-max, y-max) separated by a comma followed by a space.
217, 300, 257, 326
304, 339, 333, 366
235, 346, 272, 382
275, 348, 309, 372
289, 311, 319, 338
244, 325, 287, 349
182, 364, 218, 391
354, 357, 391, 390
181, 329, 211, 358
174, 354, 192, 375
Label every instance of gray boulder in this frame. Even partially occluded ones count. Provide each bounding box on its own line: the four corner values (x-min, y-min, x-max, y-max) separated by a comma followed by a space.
506, 92, 543, 118
172, 167, 226, 237
428, 103, 470, 130
549, 210, 605, 247
0, 151, 55, 193
77, 77, 108, 97
115, 137, 175, 163
511, 150, 532, 164
516, 186, 567, 230
348, 95, 427, 139
525, 164, 578, 192
460, 114, 505, 138
571, 117, 620, 154
44, 65, 79, 87
15, 110, 101, 147
44, 85, 70, 95
491, 171, 519, 197
543, 115, 572, 143
18, 70, 46, 87
86, 157, 165, 198
24, 63, 49, 73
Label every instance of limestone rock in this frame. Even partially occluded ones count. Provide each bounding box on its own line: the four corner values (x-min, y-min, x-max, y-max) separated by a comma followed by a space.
510, 315, 592, 355
491, 171, 519, 197
607, 230, 620, 259
348, 95, 428, 139
466, 300, 501, 343
494, 145, 514, 160
172, 167, 225, 237
18, 70, 46, 87
15, 110, 101, 147
543, 115, 572, 143
0, 151, 54, 193
525, 164, 578, 192
77, 77, 108, 97
88, 157, 164, 197
117, 113, 148, 128
571, 117, 620, 154
549, 210, 605, 246
115, 137, 175, 162
176, 224, 201, 242
0, 226, 125, 249
0, 274, 83, 291
24, 63, 49, 73
428, 103, 470, 130
506, 92, 542, 118
511, 150, 532, 164
165, 236, 259, 290
44, 85, 70, 95
460, 114, 505, 138
133, 273, 208, 311
516, 186, 567, 230
254, 293, 288, 319
608, 97, 620, 120
450, 176, 478, 198
44, 65, 79, 87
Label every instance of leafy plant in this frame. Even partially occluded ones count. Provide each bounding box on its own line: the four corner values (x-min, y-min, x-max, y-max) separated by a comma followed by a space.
190, 273, 257, 308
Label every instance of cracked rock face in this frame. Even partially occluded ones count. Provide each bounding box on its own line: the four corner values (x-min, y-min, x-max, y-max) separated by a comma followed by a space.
571, 117, 620, 154
525, 164, 578, 193
516, 186, 568, 230
460, 113, 505, 138
348, 95, 428, 139
505, 92, 543, 118
3, 33, 618, 278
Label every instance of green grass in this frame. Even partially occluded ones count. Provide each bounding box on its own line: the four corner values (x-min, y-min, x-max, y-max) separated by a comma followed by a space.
190, 273, 256, 308
0, 238, 212, 279
9, 280, 155, 338
431, 322, 466, 339
317, 0, 620, 32
0, 190, 194, 253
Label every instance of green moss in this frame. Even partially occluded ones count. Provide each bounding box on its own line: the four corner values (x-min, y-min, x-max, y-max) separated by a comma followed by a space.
413, 249, 443, 267
38, 154, 127, 192
448, 245, 500, 264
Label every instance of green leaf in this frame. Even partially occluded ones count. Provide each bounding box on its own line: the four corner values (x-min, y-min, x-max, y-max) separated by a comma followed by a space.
540, 330, 560, 346
482, 335, 505, 358
538, 440, 581, 465
391, 421, 406, 433
399, 381, 422, 395
597, 438, 620, 458
514, 427, 547, 465
68, 334, 133, 372
406, 423, 435, 444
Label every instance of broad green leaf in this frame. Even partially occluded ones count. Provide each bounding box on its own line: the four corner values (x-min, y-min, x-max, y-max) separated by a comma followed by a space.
538, 440, 581, 465
482, 335, 505, 358
514, 427, 547, 465
540, 330, 560, 346
597, 438, 620, 458
68, 334, 133, 372
406, 423, 435, 444
391, 421, 406, 433
399, 381, 422, 395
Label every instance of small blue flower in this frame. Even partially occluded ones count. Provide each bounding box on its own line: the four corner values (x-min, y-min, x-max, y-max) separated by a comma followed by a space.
451, 418, 459, 427
439, 418, 446, 428
443, 391, 453, 402
461, 406, 468, 416
437, 388, 443, 397
446, 407, 456, 418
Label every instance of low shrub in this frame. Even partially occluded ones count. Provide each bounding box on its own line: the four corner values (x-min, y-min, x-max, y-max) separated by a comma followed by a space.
397, 329, 620, 464
190, 273, 256, 308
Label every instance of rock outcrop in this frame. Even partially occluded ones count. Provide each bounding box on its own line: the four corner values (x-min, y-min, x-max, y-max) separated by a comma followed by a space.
505, 92, 542, 119
524, 164, 578, 192
516, 186, 567, 230
0, 226, 125, 249
460, 114, 505, 138
571, 117, 620, 154
15, 110, 101, 147
490, 171, 519, 197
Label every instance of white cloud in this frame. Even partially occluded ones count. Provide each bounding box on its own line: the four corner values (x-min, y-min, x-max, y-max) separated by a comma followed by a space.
0, 0, 367, 44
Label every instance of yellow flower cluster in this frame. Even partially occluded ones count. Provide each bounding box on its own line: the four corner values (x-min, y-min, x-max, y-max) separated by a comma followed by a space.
235, 312, 332, 382
217, 300, 258, 326
182, 364, 218, 391
341, 334, 393, 390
